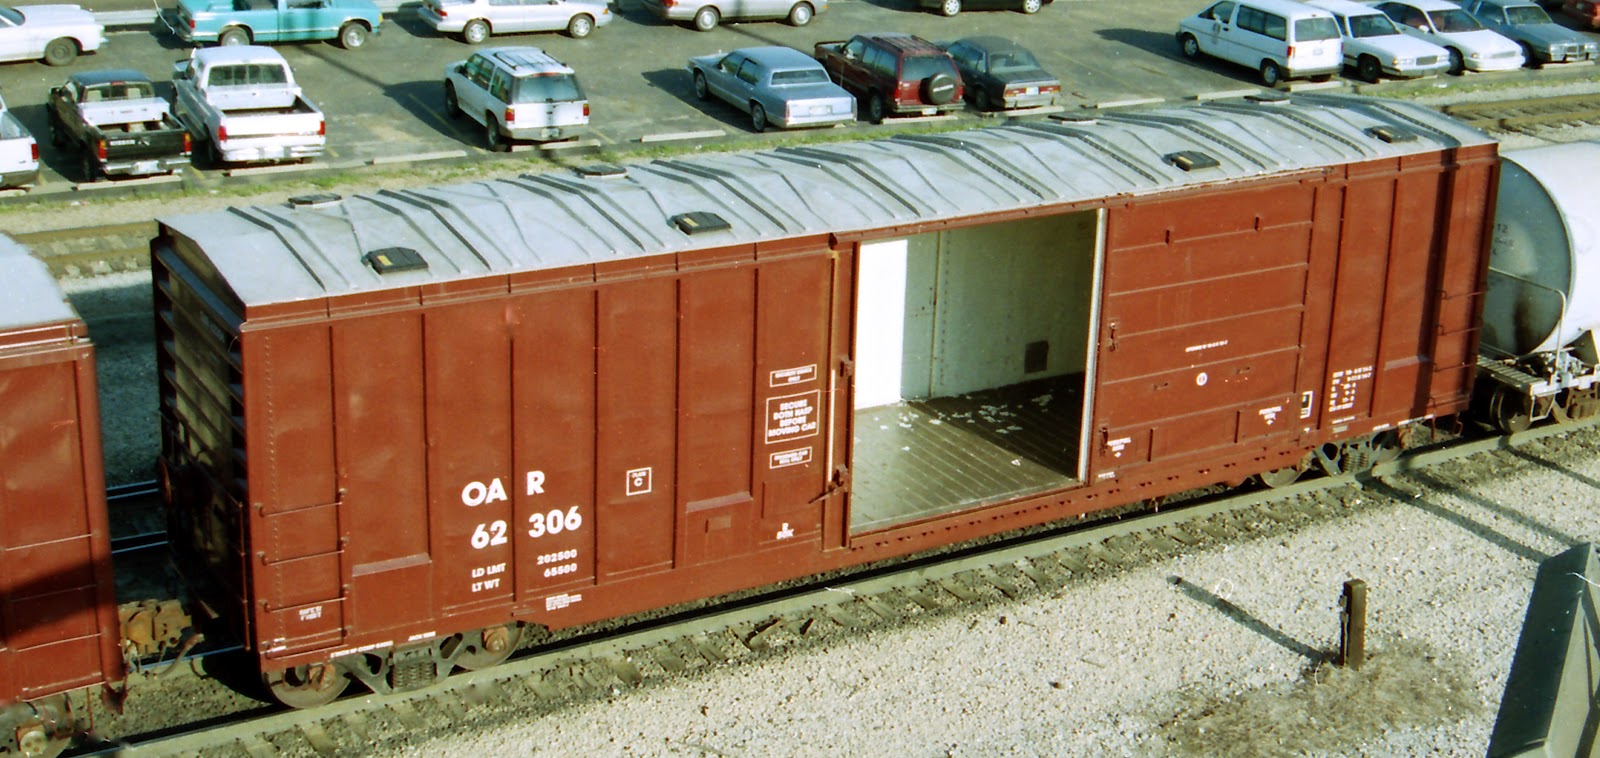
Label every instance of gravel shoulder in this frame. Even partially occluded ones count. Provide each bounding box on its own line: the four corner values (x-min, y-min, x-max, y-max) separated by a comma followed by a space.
376, 430, 1600, 757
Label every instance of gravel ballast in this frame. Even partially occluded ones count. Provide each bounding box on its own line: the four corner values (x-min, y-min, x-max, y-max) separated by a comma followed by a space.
373, 432, 1599, 757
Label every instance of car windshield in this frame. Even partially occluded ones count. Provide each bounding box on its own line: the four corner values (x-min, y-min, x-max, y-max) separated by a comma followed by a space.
989, 49, 1041, 72
1427, 8, 1484, 31
902, 55, 955, 81
1348, 13, 1399, 37
513, 73, 584, 103
0, 6, 22, 25
1505, 5, 1552, 24
770, 68, 829, 85
1295, 16, 1341, 41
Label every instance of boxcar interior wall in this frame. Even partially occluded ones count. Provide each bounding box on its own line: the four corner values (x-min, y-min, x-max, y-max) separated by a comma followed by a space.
850, 210, 1102, 534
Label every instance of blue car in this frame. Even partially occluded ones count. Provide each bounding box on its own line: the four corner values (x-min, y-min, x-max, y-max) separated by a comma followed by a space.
164, 0, 381, 49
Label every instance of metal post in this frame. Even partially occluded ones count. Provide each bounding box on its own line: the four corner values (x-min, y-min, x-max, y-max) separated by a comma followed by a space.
1339, 579, 1367, 670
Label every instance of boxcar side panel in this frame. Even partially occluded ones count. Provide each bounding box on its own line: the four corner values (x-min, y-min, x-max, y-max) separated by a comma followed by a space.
335, 308, 432, 635
0, 336, 118, 703
423, 296, 515, 613
679, 265, 757, 567
511, 286, 598, 602
595, 277, 679, 581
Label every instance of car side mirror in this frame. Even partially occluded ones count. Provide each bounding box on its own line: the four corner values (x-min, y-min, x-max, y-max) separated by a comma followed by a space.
173, 61, 190, 78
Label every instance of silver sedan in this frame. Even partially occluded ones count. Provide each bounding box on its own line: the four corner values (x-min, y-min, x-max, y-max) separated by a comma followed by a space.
688, 46, 855, 132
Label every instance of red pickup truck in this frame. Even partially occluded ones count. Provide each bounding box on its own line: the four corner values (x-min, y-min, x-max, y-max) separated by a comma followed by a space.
814, 33, 963, 123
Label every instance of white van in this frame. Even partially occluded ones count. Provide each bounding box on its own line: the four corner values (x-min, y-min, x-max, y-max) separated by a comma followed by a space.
1177, 0, 1344, 87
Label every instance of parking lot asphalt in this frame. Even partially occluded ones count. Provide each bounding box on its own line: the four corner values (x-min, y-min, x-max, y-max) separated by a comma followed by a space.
1, 0, 1596, 191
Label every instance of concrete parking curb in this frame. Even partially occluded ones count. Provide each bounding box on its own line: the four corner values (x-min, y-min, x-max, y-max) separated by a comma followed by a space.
1192, 88, 1262, 101
1088, 97, 1165, 109
72, 174, 183, 192
369, 150, 469, 165
640, 129, 725, 143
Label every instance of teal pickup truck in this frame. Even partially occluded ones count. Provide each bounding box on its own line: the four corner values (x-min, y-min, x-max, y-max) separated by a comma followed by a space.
163, 0, 382, 49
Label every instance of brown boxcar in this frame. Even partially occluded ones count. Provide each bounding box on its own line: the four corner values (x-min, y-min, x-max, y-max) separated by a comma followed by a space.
151, 93, 1497, 704
0, 237, 121, 753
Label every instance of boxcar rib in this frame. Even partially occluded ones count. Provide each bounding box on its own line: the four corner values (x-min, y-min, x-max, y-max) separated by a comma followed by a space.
151, 94, 1498, 691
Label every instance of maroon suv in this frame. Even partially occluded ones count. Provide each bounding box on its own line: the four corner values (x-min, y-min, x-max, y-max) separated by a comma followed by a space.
815, 33, 963, 123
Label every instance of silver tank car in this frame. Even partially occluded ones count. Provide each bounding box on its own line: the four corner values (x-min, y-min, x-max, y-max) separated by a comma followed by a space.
1479, 141, 1600, 431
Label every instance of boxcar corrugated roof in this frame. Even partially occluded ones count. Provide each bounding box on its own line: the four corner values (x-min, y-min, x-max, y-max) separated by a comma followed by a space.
159, 93, 1494, 307
0, 235, 78, 331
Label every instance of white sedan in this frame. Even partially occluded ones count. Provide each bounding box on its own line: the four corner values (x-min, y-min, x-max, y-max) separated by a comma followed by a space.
1373, 0, 1524, 73
0, 4, 102, 66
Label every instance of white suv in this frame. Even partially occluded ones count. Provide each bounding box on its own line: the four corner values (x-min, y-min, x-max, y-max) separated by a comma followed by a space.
443, 47, 589, 151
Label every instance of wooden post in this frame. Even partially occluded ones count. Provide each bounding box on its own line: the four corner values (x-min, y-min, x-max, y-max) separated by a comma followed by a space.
1339, 579, 1367, 670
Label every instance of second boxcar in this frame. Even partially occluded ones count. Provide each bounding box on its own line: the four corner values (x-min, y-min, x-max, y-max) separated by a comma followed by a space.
152, 93, 1497, 704
0, 237, 121, 754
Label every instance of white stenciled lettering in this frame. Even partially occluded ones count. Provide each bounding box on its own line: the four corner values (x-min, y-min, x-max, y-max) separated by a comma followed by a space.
526, 470, 545, 496
461, 478, 509, 506
528, 506, 583, 539
471, 520, 508, 549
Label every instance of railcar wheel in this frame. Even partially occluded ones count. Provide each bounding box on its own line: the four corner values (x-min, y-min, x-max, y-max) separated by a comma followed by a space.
337, 22, 368, 49
693, 6, 719, 31
462, 19, 490, 43
1356, 55, 1382, 83
265, 663, 348, 709
1179, 33, 1200, 60
42, 38, 77, 66
454, 623, 521, 670
567, 13, 594, 38
1487, 387, 1533, 434
15, 724, 68, 758
1257, 465, 1302, 489
787, 2, 813, 25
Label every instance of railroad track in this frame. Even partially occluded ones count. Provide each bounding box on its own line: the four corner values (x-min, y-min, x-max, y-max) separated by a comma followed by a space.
1441, 92, 1600, 133
89, 418, 1596, 757
10, 222, 155, 278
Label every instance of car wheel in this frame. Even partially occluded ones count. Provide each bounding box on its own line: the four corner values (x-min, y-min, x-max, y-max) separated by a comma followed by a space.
43, 38, 78, 66
693, 6, 719, 31
867, 91, 886, 124
1020, 0, 1041, 13
462, 19, 490, 44
751, 103, 768, 132
486, 115, 509, 152
692, 70, 710, 100
1260, 60, 1282, 87
939, 0, 960, 16
922, 72, 956, 105
1356, 55, 1382, 84
1446, 47, 1464, 76
567, 14, 594, 37
218, 27, 250, 46
1521, 42, 1542, 69
337, 22, 368, 49
787, 1, 813, 25
1179, 33, 1200, 60
444, 83, 461, 118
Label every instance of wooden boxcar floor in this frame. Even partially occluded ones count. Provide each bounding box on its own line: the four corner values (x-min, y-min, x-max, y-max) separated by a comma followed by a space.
850, 376, 1084, 534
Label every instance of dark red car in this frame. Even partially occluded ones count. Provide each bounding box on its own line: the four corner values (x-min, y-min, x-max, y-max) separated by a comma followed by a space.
815, 33, 963, 123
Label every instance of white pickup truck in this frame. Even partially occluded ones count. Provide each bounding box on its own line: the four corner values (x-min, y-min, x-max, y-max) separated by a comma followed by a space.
0, 95, 38, 190
171, 45, 325, 165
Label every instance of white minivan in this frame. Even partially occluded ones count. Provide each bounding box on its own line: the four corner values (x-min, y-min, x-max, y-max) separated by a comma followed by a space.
1177, 0, 1344, 87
